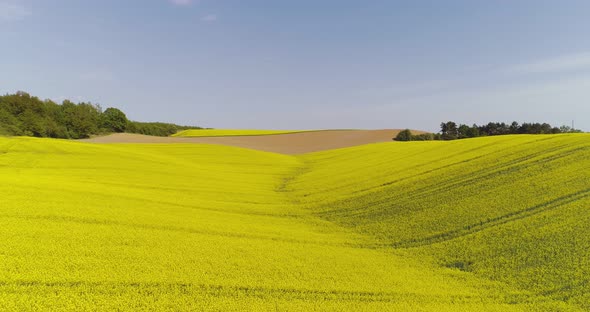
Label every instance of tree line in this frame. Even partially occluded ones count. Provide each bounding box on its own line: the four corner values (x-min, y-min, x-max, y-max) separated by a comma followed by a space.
0, 91, 199, 139
395, 121, 582, 141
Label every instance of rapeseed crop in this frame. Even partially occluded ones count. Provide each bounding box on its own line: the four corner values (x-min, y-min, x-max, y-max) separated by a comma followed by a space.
295, 134, 590, 310
0, 134, 588, 310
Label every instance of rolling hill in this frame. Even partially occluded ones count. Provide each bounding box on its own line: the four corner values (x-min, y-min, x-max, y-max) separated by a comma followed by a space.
0, 134, 588, 310
172, 129, 312, 137
292, 134, 590, 309
82, 129, 411, 154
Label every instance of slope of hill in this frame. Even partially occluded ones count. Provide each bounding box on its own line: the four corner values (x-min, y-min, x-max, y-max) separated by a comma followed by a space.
82, 129, 410, 154
172, 129, 312, 137
1, 134, 588, 310
290, 134, 590, 310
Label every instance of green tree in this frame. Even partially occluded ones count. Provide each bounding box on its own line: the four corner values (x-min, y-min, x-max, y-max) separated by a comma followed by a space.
394, 129, 413, 141
458, 124, 471, 139
101, 107, 128, 133
62, 101, 101, 139
509, 121, 520, 134
466, 124, 480, 138
441, 121, 458, 140
0, 91, 196, 139
0, 108, 22, 135
412, 133, 435, 141
20, 109, 46, 137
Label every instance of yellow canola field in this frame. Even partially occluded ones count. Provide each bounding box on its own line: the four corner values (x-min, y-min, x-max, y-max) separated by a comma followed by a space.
294, 134, 590, 310
0, 134, 588, 311
172, 129, 312, 137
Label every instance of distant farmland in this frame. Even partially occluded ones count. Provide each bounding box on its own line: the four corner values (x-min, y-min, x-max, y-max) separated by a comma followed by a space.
83, 129, 409, 154
1, 133, 589, 311
172, 129, 312, 137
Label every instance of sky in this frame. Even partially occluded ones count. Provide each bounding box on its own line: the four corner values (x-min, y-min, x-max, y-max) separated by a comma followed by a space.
1, 0, 590, 132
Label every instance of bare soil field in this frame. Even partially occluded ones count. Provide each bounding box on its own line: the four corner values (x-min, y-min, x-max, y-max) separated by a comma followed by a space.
81, 129, 412, 154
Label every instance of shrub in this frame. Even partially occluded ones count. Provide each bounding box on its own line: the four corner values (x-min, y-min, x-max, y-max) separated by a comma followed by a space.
412, 133, 434, 141
394, 129, 413, 141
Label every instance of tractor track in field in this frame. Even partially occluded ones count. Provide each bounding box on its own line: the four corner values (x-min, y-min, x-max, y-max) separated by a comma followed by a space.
390, 188, 590, 248
0, 280, 533, 304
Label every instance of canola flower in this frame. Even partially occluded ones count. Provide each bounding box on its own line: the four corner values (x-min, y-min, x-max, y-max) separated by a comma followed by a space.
0, 134, 588, 311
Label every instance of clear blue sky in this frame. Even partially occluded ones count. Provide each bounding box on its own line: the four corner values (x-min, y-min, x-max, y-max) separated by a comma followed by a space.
1, 0, 590, 131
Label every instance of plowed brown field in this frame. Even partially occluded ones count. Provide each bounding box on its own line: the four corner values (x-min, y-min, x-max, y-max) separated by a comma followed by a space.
82, 129, 417, 154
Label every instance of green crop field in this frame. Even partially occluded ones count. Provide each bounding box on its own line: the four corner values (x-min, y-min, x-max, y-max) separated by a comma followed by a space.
172, 129, 312, 137
1, 134, 588, 311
